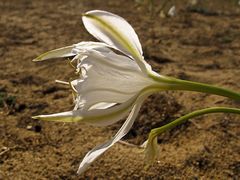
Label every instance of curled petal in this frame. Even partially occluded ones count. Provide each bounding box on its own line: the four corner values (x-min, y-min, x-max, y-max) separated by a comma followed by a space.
77, 96, 145, 174
82, 10, 150, 73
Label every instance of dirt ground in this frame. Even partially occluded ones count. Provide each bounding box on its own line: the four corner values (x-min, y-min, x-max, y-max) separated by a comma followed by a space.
0, 0, 240, 179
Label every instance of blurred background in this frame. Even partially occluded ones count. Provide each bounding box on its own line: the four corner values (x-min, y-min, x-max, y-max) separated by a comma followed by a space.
0, 0, 240, 179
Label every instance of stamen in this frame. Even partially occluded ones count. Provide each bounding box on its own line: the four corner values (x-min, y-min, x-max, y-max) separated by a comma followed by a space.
68, 59, 76, 70
69, 80, 78, 95
55, 80, 69, 85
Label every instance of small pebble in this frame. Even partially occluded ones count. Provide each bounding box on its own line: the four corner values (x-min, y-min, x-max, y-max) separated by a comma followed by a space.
26, 125, 32, 130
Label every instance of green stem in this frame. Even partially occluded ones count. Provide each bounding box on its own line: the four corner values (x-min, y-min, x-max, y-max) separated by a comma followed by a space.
150, 107, 240, 137
151, 75, 240, 101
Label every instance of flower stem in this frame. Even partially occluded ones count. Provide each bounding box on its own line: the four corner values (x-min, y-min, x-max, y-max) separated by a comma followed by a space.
150, 107, 240, 137
152, 75, 240, 101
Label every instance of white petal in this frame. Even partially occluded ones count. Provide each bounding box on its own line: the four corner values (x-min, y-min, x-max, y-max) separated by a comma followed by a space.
33, 45, 76, 61
32, 111, 82, 122
72, 49, 156, 110
73, 41, 111, 54
77, 97, 145, 174
82, 10, 142, 57
82, 10, 149, 73
33, 41, 111, 62
32, 91, 140, 126
89, 102, 116, 110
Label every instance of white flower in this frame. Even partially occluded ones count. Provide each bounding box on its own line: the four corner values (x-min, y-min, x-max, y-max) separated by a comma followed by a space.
32, 10, 176, 174
32, 9, 240, 174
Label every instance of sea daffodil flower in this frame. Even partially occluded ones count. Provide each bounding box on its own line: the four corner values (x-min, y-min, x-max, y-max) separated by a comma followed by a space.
33, 10, 165, 174
33, 10, 240, 174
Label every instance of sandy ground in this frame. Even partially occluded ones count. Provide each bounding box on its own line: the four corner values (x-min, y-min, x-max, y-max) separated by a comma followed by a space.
0, 0, 240, 179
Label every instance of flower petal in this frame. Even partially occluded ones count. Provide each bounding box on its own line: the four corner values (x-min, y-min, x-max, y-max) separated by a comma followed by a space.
32, 90, 140, 126
77, 97, 144, 174
33, 45, 76, 61
32, 111, 82, 122
82, 10, 149, 73
33, 41, 111, 62
72, 49, 155, 110
89, 102, 116, 110
73, 41, 111, 54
